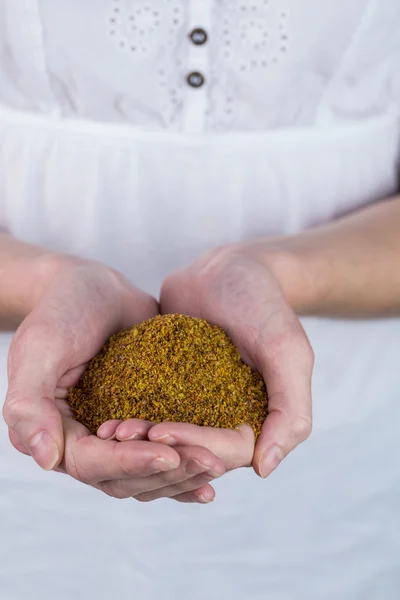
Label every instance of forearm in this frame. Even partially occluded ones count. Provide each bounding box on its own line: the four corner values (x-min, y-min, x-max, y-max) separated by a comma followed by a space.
252, 195, 400, 317
0, 234, 61, 329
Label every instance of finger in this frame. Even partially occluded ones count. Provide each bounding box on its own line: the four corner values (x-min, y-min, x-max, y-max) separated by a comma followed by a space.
8, 428, 30, 456
57, 364, 88, 391
64, 436, 182, 484
59, 404, 181, 484
97, 420, 123, 440
133, 472, 216, 503
96, 445, 224, 499
149, 422, 254, 470
173, 484, 216, 504
252, 328, 314, 478
3, 323, 65, 471
113, 419, 155, 441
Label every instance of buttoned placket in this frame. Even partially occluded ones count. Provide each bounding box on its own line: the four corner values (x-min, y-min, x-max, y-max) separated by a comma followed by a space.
182, 1, 212, 133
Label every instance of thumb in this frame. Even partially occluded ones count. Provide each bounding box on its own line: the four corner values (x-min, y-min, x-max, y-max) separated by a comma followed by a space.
3, 324, 64, 471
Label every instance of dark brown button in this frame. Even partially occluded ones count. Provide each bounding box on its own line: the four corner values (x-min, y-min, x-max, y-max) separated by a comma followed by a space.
189, 28, 208, 46
187, 71, 205, 88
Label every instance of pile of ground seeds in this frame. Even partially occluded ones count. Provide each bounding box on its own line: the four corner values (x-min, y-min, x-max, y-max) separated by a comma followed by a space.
67, 314, 269, 438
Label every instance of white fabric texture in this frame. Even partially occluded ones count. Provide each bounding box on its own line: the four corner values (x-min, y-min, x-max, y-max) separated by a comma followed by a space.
0, 1, 400, 599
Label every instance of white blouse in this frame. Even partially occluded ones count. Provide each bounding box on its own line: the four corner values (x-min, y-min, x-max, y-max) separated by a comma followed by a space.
0, 0, 399, 132
0, 2, 400, 600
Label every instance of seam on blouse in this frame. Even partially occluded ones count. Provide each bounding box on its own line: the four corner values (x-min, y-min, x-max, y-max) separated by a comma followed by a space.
314, 0, 376, 122
0, 105, 398, 151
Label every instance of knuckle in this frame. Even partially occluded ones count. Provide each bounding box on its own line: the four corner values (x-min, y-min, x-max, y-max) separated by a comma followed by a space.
133, 493, 154, 503
2, 391, 26, 428
290, 415, 312, 442
113, 444, 140, 478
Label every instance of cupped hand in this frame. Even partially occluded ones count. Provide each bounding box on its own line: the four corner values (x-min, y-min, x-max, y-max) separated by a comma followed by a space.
101, 418, 255, 502
3, 256, 225, 501
112, 245, 314, 482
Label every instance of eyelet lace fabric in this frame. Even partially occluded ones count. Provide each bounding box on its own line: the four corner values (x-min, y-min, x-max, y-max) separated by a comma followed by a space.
106, 0, 295, 130
209, 1, 291, 130
104, 0, 292, 130
1, 0, 400, 132
106, 0, 187, 127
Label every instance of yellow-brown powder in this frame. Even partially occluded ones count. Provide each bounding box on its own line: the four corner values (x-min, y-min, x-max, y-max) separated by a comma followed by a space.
67, 314, 268, 438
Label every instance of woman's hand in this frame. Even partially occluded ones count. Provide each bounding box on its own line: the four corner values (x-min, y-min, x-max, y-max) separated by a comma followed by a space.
112, 244, 314, 491
2, 254, 225, 501
102, 417, 255, 502
158, 245, 314, 478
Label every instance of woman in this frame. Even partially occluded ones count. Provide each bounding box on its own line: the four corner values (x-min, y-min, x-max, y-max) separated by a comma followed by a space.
1, 1, 400, 598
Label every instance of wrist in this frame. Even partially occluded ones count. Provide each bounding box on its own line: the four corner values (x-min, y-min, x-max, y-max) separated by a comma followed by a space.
0, 244, 75, 326
242, 236, 332, 314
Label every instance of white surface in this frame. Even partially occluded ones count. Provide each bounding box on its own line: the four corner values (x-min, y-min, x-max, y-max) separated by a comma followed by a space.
1, 2, 400, 599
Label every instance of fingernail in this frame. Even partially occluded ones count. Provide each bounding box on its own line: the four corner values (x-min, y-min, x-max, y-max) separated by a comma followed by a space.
208, 467, 224, 479
152, 434, 176, 445
29, 431, 60, 471
118, 432, 140, 441
101, 433, 117, 441
259, 446, 284, 479
150, 457, 179, 472
198, 495, 213, 504
185, 459, 210, 476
